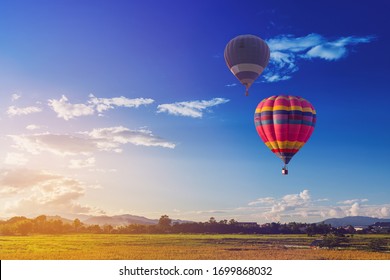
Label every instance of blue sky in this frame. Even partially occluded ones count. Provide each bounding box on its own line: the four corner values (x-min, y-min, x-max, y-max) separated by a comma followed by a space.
0, 0, 389, 223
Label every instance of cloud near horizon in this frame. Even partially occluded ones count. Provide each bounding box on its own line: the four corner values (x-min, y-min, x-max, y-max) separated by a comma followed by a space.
157, 98, 230, 118
0, 168, 104, 216
182, 190, 390, 223
246, 189, 390, 222
262, 33, 375, 82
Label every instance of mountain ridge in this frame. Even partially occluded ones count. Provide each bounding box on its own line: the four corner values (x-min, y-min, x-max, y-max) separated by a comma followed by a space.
80, 214, 192, 226
319, 216, 390, 227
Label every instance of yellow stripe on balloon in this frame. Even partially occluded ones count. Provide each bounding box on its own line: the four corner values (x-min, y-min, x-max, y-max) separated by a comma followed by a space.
255, 106, 316, 113
265, 141, 306, 149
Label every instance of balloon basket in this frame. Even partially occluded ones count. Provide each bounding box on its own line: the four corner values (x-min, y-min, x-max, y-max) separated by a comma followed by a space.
282, 167, 288, 175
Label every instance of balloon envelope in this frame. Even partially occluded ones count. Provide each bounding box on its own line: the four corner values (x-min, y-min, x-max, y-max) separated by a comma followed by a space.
224, 34, 270, 95
254, 95, 316, 165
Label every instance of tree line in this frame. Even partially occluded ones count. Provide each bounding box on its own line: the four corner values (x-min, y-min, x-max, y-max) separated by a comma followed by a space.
0, 214, 387, 236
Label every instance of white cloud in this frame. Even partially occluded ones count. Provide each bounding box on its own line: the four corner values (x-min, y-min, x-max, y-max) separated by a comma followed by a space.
246, 190, 314, 221
9, 133, 96, 156
243, 189, 390, 223
338, 198, 368, 205
1, 168, 104, 216
328, 207, 345, 218
69, 157, 96, 169
157, 98, 229, 118
225, 83, 238, 87
6, 106, 42, 117
48, 94, 155, 120
248, 197, 275, 206
88, 94, 154, 113
4, 153, 29, 166
0, 168, 61, 190
299, 189, 310, 201
26, 124, 45, 130
88, 126, 176, 149
263, 33, 374, 82
305, 36, 373, 60
8, 126, 175, 156
348, 202, 361, 216
267, 33, 324, 52
271, 190, 311, 214
380, 207, 390, 217
48, 95, 94, 120
11, 93, 21, 101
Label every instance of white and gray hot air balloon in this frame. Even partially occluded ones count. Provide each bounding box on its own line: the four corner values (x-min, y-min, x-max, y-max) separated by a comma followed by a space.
224, 34, 270, 96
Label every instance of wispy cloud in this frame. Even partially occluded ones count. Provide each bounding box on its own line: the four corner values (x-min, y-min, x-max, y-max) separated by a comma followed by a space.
69, 157, 96, 169
6, 106, 42, 117
0, 168, 61, 191
263, 33, 375, 82
1, 168, 103, 216
48, 94, 155, 120
225, 83, 238, 87
157, 98, 229, 118
9, 133, 95, 156
4, 153, 29, 166
11, 93, 21, 101
338, 199, 369, 205
88, 94, 154, 113
88, 126, 176, 150
8, 126, 175, 156
26, 124, 45, 131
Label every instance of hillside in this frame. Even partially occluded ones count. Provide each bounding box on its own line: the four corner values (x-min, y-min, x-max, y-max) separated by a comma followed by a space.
81, 214, 192, 226
82, 214, 158, 226
320, 216, 390, 227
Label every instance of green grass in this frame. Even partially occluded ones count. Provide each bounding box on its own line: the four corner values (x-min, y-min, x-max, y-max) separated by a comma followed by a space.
0, 234, 389, 260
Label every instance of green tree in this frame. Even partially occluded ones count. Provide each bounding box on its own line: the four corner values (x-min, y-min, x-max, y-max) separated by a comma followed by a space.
0, 224, 17, 235
319, 234, 349, 249
158, 215, 172, 229
34, 215, 47, 233
17, 220, 34, 235
73, 218, 82, 232
103, 224, 114, 233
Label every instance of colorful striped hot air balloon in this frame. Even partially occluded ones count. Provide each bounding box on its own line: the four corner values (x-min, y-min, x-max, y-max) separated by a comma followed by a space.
254, 95, 316, 175
224, 34, 270, 96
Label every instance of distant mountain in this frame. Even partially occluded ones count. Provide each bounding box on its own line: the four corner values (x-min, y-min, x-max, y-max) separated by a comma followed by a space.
46, 215, 74, 224
81, 214, 193, 226
82, 214, 158, 226
320, 216, 390, 227
0, 214, 189, 226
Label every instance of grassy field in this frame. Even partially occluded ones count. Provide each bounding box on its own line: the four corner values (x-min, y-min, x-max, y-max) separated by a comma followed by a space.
1, 234, 389, 260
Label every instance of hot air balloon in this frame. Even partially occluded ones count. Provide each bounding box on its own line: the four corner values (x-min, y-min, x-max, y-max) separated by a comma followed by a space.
254, 95, 316, 175
224, 34, 270, 96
